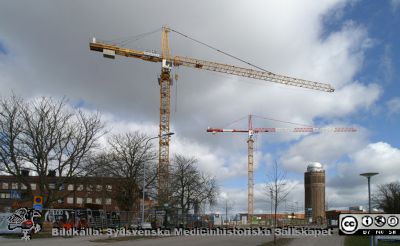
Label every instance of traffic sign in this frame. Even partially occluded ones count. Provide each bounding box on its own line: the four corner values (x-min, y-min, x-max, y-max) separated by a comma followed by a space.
33, 204, 43, 211
33, 196, 43, 210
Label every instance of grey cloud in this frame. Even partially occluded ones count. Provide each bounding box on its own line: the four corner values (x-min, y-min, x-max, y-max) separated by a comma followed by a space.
0, 0, 385, 211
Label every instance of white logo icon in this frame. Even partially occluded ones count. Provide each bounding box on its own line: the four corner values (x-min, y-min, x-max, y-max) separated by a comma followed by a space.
341, 216, 358, 234
362, 216, 373, 227
374, 216, 386, 227
387, 216, 399, 227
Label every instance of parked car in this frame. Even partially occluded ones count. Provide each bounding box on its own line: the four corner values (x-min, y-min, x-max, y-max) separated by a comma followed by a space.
140, 222, 152, 229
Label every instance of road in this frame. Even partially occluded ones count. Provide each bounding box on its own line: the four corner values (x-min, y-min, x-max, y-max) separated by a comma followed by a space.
0, 231, 344, 246
288, 235, 344, 246
0, 235, 271, 246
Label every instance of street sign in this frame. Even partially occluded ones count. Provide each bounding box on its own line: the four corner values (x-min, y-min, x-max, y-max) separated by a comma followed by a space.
33, 204, 43, 211
10, 190, 21, 199
33, 196, 43, 211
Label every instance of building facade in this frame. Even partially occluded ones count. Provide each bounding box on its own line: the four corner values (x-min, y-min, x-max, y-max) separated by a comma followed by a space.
304, 162, 325, 224
0, 172, 147, 213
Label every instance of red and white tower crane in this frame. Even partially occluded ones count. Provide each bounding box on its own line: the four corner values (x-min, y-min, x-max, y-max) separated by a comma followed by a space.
207, 115, 356, 224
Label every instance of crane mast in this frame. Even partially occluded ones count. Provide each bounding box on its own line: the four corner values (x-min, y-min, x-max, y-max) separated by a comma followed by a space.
158, 26, 172, 204
247, 115, 255, 223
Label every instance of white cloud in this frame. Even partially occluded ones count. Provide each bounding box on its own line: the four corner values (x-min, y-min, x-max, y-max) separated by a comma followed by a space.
324, 142, 400, 208
345, 142, 400, 183
278, 129, 400, 210
280, 125, 369, 172
0, 0, 381, 134
391, 0, 400, 10
380, 45, 394, 83
0, 0, 388, 212
225, 138, 400, 212
386, 97, 400, 115
103, 113, 267, 181
215, 180, 305, 214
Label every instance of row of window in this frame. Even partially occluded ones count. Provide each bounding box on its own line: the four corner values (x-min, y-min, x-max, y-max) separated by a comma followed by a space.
0, 192, 10, 199
1, 183, 112, 191
63, 197, 112, 205
0, 192, 112, 205
1, 183, 23, 190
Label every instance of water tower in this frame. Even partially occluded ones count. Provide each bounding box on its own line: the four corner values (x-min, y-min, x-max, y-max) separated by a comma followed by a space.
304, 162, 325, 224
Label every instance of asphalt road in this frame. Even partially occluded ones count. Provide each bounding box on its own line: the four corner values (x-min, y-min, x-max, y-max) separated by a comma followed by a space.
0, 231, 344, 246
0, 235, 271, 246
288, 235, 344, 246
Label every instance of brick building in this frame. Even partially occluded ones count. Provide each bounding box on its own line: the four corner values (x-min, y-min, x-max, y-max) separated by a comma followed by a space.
0, 172, 152, 213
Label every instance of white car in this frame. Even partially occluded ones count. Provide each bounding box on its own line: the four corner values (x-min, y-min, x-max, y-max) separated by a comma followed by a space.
140, 222, 152, 229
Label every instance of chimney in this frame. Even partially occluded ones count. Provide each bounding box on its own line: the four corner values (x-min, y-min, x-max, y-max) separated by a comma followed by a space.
48, 170, 56, 177
21, 170, 30, 177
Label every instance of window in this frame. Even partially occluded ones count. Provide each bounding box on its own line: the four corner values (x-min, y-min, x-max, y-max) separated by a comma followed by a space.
30, 184, 36, 190
57, 199, 64, 204
96, 185, 102, 191
11, 183, 18, 189
105, 198, 112, 205
87, 185, 93, 191
2, 183, 9, 189
67, 197, 74, 204
21, 184, 27, 190
49, 183, 55, 190
95, 198, 102, 204
77, 184, 83, 191
106, 185, 112, 191
86, 198, 92, 203
0, 193, 10, 199
59, 184, 65, 191
76, 197, 83, 204
67, 184, 74, 191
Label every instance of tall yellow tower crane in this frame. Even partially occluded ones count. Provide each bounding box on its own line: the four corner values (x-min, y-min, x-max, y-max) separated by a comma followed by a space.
89, 26, 334, 204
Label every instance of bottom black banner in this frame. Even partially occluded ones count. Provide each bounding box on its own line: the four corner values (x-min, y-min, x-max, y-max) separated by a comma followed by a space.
339, 229, 400, 236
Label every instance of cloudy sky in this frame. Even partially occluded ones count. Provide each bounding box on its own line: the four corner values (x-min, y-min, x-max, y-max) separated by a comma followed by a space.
0, 0, 399, 214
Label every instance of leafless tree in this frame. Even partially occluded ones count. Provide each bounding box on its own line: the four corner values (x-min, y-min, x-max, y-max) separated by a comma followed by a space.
0, 95, 104, 207
96, 132, 158, 211
265, 160, 293, 245
169, 154, 218, 225
0, 95, 30, 192
373, 181, 400, 213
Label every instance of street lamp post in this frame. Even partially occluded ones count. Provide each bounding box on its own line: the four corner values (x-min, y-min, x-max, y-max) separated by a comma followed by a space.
141, 132, 174, 227
360, 172, 379, 246
270, 188, 273, 226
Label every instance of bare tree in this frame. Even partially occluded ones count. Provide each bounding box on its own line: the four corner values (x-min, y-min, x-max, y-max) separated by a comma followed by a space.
265, 161, 293, 245
0, 95, 104, 207
0, 95, 31, 195
169, 154, 218, 226
97, 132, 157, 211
373, 182, 400, 213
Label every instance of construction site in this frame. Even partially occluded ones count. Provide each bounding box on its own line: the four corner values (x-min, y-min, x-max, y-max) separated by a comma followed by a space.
0, 25, 358, 228
1, 1, 398, 246
87, 25, 357, 226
